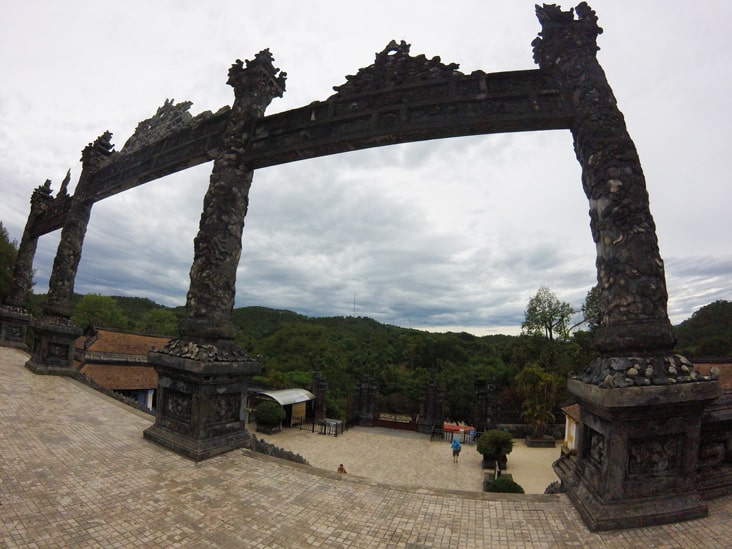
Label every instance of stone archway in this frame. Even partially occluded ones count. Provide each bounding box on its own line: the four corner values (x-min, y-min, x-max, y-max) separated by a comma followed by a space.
1, 3, 722, 530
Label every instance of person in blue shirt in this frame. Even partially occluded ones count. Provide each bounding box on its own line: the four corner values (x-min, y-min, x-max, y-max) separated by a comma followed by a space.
451, 437, 462, 463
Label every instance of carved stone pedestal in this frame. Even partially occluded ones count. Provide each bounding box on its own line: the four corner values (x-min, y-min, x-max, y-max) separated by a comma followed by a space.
143, 340, 261, 461
555, 378, 721, 531
0, 305, 32, 351
25, 316, 82, 374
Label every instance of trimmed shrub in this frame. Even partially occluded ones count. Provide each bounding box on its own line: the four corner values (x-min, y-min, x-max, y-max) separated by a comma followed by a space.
254, 400, 285, 427
485, 476, 524, 494
477, 429, 514, 469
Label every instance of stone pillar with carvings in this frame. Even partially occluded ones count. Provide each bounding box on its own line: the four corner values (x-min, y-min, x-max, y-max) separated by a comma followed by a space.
312, 369, 328, 420
474, 380, 497, 432
26, 133, 114, 374
533, 3, 721, 530
353, 374, 378, 427
144, 51, 285, 460
178, 50, 286, 344
417, 370, 444, 434
0, 179, 56, 349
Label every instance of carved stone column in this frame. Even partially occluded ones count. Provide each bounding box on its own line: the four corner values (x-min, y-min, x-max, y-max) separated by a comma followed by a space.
533, 3, 675, 358
474, 380, 497, 432
144, 51, 285, 460
417, 371, 444, 434
26, 133, 114, 374
178, 50, 286, 344
354, 375, 378, 427
312, 369, 328, 420
533, 3, 721, 530
0, 179, 55, 349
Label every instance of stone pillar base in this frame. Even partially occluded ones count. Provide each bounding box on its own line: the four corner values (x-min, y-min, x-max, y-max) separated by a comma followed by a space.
144, 423, 254, 462
0, 305, 32, 351
555, 378, 721, 531
143, 340, 261, 461
25, 316, 81, 374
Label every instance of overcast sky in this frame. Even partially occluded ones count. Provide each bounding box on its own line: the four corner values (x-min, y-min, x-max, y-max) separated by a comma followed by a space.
1, 1, 730, 335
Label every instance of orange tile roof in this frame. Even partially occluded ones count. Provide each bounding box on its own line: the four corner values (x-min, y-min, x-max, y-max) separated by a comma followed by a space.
75, 329, 170, 355
79, 364, 158, 390
694, 361, 732, 390
74, 329, 169, 391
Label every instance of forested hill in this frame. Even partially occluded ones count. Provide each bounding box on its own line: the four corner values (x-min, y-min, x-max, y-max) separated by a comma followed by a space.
26, 293, 731, 422
29, 294, 732, 358
674, 300, 732, 357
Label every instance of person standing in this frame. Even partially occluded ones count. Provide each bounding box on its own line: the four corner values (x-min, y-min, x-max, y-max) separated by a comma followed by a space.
451, 438, 462, 463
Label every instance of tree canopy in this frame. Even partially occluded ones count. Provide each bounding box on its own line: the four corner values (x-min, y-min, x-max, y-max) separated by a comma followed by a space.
32, 288, 725, 426
71, 294, 131, 330
581, 284, 602, 333
0, 222, 18, 303
521, 286, 574, 342
675, 300, 732, 357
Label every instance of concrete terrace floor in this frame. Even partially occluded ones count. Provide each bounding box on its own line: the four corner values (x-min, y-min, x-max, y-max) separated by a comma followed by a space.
1, 347, 732, 548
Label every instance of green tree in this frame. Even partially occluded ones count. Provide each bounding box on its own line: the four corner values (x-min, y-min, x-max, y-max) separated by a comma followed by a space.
71, 294, 130, 330
581, 284, 602, 333
0, 222, 18, 303
476, 428, 514, 469
521, 286, 574, 343
675, 300, 732, 356
515, 363, 559, 439
136, 308, 178, 336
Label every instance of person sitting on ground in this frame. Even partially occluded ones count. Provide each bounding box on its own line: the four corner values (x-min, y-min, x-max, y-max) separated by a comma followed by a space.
451, 438, 462, 463
337, 463, 347, 474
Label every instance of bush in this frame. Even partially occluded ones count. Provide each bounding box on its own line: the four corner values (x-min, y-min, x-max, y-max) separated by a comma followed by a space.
477, 429, 514, 461
485, 476, 524, 494
254, 400, 285, 427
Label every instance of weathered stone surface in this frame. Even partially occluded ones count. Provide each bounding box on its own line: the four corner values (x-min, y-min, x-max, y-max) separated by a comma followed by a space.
179, 50, 286, 344
44, 132, 115, 319
576, 353, 713, 388
332, 39, 460, 96
534, 2, 676, 358
122, 99, 199, 154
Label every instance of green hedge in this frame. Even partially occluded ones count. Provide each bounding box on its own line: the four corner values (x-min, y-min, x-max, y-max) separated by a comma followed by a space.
254, 400, 285, 427
485, 476, 524, 494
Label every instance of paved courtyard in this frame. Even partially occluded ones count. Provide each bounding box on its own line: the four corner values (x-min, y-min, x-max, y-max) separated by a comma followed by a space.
266, 424, 559, 495
2, 346, 732, 547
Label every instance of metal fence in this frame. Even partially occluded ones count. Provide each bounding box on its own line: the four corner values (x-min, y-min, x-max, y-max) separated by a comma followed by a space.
297, 418, 346, 437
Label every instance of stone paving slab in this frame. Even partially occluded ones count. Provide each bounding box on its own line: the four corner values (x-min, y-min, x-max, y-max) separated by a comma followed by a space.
265, 424, 559, 494
2, 346, 732, 548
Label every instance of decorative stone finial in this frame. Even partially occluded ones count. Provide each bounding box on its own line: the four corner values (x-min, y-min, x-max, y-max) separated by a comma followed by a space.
81, 131, 115, 167
227, 49, 287, 107
532, 2, 602, 69
332, 40, 461, 97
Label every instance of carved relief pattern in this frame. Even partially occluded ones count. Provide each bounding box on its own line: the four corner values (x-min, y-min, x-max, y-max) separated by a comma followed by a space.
628, 436, 680, 476
47, 342, 69, 366
332, 40, 461, 98
588, 429, 605, 466
166, 390, 192, 420
210, 394, 239, 424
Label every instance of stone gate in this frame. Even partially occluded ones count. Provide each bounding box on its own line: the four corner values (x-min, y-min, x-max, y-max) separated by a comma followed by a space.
1, 2, 726, 530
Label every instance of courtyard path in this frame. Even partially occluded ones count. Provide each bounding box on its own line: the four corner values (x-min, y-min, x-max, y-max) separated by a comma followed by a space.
264, 423, 560, 494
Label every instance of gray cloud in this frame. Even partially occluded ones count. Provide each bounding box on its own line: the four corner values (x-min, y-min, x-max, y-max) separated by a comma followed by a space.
2, 1, 730, 336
